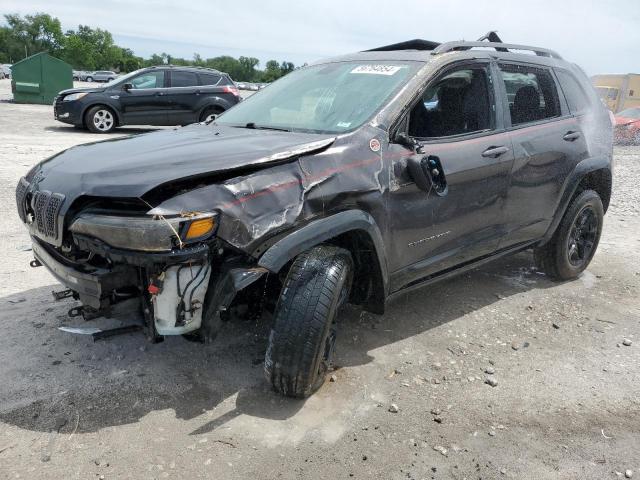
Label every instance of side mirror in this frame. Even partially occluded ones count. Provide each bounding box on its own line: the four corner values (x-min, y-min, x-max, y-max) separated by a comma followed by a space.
394, 131, 418, 150
123, 83, 133, 91
407, 155, 448, 195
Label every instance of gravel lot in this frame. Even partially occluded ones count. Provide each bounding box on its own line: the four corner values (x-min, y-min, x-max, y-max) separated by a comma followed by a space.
0, 77, 639, 479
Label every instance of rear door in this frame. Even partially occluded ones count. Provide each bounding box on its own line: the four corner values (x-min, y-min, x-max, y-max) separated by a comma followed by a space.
497, 62, 589, 248
386, 60, 514, 291
118, 70, 171, 125
166, 70, 200, 125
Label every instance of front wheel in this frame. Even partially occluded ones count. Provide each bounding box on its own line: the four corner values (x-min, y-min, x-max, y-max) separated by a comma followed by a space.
85, 106, 116, 133
85, 76, 93, 82
534, 189, 604, 280
265, 245, 353, 398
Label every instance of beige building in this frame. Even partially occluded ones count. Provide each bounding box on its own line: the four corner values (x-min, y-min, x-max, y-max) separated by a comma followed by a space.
591, 74, 640, 112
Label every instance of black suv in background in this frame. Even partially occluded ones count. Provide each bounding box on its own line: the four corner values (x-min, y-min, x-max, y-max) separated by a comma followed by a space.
54, 66, 241, 133
20, 37, 613, 398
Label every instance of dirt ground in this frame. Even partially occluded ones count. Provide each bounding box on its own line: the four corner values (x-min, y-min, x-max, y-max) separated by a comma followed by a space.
0, 77, 639, 479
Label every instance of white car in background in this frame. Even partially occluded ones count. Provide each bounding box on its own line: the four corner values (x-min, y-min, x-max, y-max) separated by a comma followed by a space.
85, 70, 118, 82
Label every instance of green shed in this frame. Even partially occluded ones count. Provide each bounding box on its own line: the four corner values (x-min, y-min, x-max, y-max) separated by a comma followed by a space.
11, 52, 73, 105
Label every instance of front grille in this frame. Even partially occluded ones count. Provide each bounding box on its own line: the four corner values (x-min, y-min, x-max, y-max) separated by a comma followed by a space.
32, 190, 65, 239
15, 177, 29, 222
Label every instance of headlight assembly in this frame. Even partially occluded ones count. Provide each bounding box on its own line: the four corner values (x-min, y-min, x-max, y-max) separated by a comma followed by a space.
69, 212, 218, 252
63, 92, 88, 102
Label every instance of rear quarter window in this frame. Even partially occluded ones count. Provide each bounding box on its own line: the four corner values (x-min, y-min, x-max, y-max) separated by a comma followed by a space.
555, 69, 591, 114
198, 73, 222, 86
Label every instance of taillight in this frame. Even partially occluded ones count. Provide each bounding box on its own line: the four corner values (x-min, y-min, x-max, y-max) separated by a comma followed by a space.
222, 85, 240, 97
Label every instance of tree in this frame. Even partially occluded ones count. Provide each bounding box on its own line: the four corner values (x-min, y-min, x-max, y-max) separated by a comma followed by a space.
1, 13, 64, 61
0, 12, 299, 76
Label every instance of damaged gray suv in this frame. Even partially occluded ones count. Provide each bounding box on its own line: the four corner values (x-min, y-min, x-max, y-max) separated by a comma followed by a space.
16, 36, 613, 398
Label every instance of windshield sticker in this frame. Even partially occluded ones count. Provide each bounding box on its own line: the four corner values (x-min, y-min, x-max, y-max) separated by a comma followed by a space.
369, 138, 381, 152
351, 65, 402, 76
336, 121, 352, 129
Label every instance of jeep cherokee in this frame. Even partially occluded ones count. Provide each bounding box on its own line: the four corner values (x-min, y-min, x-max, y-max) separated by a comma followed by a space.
16, 37, 613, 398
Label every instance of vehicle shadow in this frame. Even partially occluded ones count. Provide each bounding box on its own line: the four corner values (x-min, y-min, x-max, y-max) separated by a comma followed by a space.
0, 251, 557, 435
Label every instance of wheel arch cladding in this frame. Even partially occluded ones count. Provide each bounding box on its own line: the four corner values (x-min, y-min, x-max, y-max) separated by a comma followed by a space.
258, 210, 388, 314
541, 157, 612, 245
576, 168, 611, 212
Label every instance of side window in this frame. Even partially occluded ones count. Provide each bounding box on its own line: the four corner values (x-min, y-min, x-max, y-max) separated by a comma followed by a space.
171, 71, 198, 88
555, 69, 591, 114
499, 64, 560, 125
130, 71, 165, 89
198, 73, 221, 86
408, 65, 493, 138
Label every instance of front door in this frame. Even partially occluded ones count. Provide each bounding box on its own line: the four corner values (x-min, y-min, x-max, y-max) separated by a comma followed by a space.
387, 61, 513, 292
118, 70, 171, 125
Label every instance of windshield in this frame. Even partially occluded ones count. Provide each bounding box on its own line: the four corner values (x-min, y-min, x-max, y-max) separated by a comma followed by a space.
216, 61, 417, 134
618, 108, 640, 119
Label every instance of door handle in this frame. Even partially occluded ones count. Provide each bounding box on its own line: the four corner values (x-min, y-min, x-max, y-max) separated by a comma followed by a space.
156, 92, 165, 96
563, 131, 581, 142
481, 146, 509, 158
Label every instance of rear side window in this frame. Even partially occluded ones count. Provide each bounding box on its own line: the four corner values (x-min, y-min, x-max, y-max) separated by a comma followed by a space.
171, 71, 198, 87
555, 69, 591, 114
499, 64, 561, 126
198, 73, 221, 86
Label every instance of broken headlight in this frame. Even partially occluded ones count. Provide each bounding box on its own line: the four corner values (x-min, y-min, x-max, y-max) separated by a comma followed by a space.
69, 212, 218, 252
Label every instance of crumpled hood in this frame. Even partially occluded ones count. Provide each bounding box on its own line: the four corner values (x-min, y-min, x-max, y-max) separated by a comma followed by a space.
32, 123, 335, 201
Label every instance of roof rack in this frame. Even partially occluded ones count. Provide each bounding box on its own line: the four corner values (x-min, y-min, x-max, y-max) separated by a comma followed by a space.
432, 41, 562, 59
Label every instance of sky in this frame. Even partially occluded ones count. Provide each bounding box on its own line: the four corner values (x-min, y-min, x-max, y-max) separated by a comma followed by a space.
2, 0, 639, 75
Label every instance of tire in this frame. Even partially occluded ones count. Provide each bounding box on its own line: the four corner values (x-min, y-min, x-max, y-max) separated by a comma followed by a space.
85, 106, 116, 133
199, 106, 223, 123
86, 76, 93, 82
265, 245, 353, 398
108, 77, 114, 82
534, 189, 604, 281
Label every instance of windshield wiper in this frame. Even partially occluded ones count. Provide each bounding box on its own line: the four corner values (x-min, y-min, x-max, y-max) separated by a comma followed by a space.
243, 122, 291, 132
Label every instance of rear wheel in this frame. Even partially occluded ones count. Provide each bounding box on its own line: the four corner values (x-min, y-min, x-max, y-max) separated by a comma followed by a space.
86, 76, 93, 82
534, 189, 603, 280
85, 106, 116, 133
265, 245, 353, 398
199, 106, 223, 123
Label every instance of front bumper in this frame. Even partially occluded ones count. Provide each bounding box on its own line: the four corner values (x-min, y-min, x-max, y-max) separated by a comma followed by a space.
32, 237, 137, 309
53, 98, 84, 125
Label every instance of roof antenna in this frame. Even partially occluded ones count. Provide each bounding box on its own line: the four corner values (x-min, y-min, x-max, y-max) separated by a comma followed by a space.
477, 31, 508, 52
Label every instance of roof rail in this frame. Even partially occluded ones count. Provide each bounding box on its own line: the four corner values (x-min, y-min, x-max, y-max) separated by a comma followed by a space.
432, 41, 562, 59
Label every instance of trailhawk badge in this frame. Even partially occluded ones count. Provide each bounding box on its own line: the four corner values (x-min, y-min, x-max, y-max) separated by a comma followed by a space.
369, 138, 381, 152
